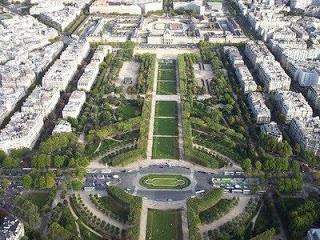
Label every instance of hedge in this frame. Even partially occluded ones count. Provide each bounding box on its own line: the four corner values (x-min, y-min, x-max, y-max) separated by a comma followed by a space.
186, 189, 223, 240
70, 194, 121, 238
107, 186, 142, 240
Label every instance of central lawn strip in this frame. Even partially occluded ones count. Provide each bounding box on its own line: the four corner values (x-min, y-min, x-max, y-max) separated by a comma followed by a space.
146, 209, 183, 240
158, 69, 176, 80
155, 101, 177, 117
157, 81, 176, 95
154, 117, 177, 136
152, 136, 178, 159
140, 174, 191, 189
159, 62, 175, 70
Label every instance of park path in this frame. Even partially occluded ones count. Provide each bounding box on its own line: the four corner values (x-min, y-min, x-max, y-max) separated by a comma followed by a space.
181, 204, 190, 240
146, 60, 158, 161
67, 197, 102, 239
138, 199, 148, 240
79, 192, 128, 231
200, 196, 251, 233
175, 62, 185, 160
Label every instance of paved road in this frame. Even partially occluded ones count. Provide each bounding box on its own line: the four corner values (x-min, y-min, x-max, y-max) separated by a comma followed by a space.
85, 164, 249, 203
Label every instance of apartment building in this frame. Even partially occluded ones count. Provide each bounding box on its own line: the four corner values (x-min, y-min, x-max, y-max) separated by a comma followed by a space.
62, 90, 86, 119
256, 60, 291, 92
247, 92, 271, 124
260, 121, 283, 142
290, 117, 320, 156
275, 90, 313, 122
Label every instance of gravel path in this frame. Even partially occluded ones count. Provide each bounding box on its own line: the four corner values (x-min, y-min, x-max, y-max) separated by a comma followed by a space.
138, 199, 148, 240
68, 198, 102, 238
146, 60, 158, 161
79, 192, 128, 230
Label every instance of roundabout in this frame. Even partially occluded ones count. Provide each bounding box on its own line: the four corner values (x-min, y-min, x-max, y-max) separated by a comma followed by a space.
139, 174, 191, 189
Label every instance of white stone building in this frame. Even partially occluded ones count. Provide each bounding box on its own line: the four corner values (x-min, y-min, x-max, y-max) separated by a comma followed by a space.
245, 40, 275, 69
307, 85, 320, 111
0, 216, 24, 240
62, 90, 86, 119
0, 112, 44, 153
275, 90, 313, 122
0, 88, 26, 125
247, 92, 271, 124
77, 45, 112, 92
21, 87, 60, 119
224, 46, 244, 67
235, 65, 257, 93
260, 121, 283, 142
52, 120, 72, 135
256, 60, 291, 92
290, 117, 320, 156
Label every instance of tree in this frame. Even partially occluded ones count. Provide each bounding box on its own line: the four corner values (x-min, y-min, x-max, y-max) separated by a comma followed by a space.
32, 154, 51, 169
13, 196, 40, 229
1, 178, 11, 191
0, 150, 7, 165
2, 157, 19, 168
69, 179, 82, 190
242, 158, 252, 173
291, 160, 300, 175
46, 173, 56, 189
255, 161, 262, 172
52, 156, 65, 168
22, 174, 33, 189
48, 222, 71, 240
39, 176, 46, 189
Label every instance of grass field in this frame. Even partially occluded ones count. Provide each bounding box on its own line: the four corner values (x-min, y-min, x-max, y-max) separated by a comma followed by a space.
154, 118, 177, 136
140, 174, 190, 189
99, 196, 129, 221
159, 62, 175, 69
146, 209, 182, 240
155, 101, 177, 117
157, 81, 176, 95
152, 136, 178, 159
23, 192, 52, 209
158, 69, 176, 80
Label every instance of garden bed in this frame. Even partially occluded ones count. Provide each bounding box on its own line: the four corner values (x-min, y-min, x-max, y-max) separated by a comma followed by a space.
139, 174, 191, 189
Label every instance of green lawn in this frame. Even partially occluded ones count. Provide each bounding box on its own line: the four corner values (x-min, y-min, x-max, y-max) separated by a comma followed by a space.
99, 196, 129, 221
155, 101, 177, 117
116, 101, 141, 120
146, 209, 182, 240
158, 69, 176, 81
157, 81, 176, 95
140, 174, 191, 189
154, 117, 177, 136
152, 136, 178, 159
159, 62, 175, 70
23, 192, 52, 209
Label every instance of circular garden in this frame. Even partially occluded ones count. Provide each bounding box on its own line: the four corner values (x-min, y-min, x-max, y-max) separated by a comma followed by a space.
139, 174, 191, 189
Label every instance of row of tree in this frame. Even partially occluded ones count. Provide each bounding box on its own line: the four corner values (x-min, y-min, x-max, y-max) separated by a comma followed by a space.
187, 189, 223, 240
